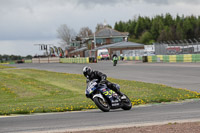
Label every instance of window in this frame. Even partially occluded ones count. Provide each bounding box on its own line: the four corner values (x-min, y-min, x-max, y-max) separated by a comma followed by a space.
112, 37, 123, 43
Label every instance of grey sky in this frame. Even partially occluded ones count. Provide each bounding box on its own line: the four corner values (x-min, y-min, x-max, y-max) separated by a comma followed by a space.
0, 0, 200, 56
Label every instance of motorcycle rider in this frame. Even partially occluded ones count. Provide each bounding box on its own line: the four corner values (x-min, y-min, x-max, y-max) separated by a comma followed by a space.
83, 66, 126, 99
112, 54, 118, 66
112, 53, 118, 59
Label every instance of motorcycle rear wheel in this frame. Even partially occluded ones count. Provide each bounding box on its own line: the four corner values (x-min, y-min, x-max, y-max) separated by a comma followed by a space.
94, 97, 110, 112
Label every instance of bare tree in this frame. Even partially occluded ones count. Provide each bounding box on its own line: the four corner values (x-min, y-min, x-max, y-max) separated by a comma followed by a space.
57, 24, 76, 48
79, 27, 93, 38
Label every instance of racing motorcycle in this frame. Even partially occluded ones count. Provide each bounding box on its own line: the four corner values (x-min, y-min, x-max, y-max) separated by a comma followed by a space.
85, 79, 132, 112
113, 56, 118, 66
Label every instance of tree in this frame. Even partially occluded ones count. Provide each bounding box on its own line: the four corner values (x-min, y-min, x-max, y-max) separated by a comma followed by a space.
112, 13, 200, 44
25, 55, 32, 59
114, 22, 119, 31
164, 13, 174, 26
139, 31, 154, 44
194, 18, 200, 38
78, 27, 93, 38
128, 20, 137, 38
57, 24, 76, 48
174, 15, 185, 40
182, 17, 193, 39
151, 18, 160, 40
95, 23, 112, 32
95, 23, 104, 32
118, 21, 124, 32
134, 16, 146, 38
157, 27, 170, 42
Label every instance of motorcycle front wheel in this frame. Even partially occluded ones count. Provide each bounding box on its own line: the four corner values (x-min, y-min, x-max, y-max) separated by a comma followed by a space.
113, 60, 117, 66
93, 97, 110, 112
121, 95, 132, 110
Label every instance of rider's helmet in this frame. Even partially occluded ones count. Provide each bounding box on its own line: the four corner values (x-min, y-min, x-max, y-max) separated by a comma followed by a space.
83, 66, 92, 78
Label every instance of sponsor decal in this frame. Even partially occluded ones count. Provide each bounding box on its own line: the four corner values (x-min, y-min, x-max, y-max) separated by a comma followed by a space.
112, 103, 119, 106
103, 90, 115, 96
102, 88, 106, 92
111, 100, 119, 103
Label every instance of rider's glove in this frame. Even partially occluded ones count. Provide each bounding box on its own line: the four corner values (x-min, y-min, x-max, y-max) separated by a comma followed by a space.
100, 79, 107, 84
101, 75, 107, 80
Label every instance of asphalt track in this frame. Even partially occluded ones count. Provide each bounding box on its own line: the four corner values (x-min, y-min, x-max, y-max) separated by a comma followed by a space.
1, 61, 200, 133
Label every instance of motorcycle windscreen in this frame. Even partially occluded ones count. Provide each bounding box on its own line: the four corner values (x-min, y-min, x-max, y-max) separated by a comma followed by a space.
85, 81, 98, 95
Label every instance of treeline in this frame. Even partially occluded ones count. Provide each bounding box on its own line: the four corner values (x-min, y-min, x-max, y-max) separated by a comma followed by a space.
114, 13, 200, 44
0, 54, 32, 62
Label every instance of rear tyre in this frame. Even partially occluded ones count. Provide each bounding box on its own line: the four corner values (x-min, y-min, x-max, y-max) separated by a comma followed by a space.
121, 95, 132, 110
93, 97, 110, 112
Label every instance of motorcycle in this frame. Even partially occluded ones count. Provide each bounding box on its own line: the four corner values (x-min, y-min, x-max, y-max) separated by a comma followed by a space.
113, 56, 118, 66
85, 79, 132, 112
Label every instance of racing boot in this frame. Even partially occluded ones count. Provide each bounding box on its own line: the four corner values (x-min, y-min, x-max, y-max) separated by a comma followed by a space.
111, 84, 126, 100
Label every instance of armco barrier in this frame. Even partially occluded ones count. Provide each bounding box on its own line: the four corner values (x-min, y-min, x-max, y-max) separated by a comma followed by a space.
147, 54, 200, 63
60, 57, 89, 64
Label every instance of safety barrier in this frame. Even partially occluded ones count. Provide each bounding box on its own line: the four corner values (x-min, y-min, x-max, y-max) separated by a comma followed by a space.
124, 56, 142, 61
60, 57, 89, 64
0, 61, 16, 64
147, 54, 200, 63
0, 63, 9, 65
32, 57, 60, 63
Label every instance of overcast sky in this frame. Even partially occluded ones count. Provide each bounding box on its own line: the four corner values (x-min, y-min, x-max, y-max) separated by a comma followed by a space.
0, 0, 200, 56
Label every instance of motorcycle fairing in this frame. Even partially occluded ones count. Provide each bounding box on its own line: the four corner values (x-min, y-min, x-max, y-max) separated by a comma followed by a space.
99, 87, 121, 108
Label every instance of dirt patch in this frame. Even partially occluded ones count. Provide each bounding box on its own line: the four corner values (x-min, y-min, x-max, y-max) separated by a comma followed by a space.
65, 122, 200, 133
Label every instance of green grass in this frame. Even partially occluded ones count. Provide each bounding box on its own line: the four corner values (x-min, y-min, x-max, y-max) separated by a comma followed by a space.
0, 65, 15, 69
0, 69, 199, 115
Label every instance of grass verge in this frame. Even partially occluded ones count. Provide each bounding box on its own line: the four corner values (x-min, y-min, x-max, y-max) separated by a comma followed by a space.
0, 69, 199, 115
0, 64, 15, 69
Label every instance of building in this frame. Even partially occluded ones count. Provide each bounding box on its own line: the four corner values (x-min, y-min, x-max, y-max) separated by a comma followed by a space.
89, 27, 129, 47
66, 26, 144, 58
96, 41, 144, 57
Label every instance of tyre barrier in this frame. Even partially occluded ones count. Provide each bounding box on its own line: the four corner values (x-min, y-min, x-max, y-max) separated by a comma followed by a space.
124, 56, 142, 61
147, 54, 200, 63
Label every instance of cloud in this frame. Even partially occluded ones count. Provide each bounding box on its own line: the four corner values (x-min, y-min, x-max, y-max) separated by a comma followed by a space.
1, 0, 200, 8
141, 0, 200, 5
0, 39, 60, 56
1, 0, 200, 56
70, 0, 200, 6
76, 0, 124, 7
0, 0, 200, 41
75, 0, 200, 6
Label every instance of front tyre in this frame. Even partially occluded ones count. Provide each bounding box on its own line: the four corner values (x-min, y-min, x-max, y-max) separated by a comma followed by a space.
113, 60, 117, 66
93, 97, 110, 112
121, 95, 132, 110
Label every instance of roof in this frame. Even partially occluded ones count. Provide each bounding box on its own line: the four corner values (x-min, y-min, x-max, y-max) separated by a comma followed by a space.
95, 41, 144, 50
90, 27, 128, 38
69, 47, 87, 53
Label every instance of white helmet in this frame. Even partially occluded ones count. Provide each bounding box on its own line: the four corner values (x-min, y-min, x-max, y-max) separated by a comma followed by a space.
83, 66, 92, 77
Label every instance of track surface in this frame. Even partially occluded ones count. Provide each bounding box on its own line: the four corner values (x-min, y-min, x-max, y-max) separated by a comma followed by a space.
1, 61, 200, 133
0, 100, 200, 133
